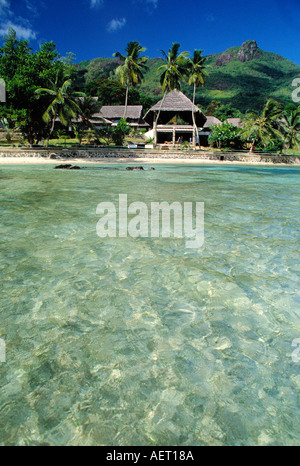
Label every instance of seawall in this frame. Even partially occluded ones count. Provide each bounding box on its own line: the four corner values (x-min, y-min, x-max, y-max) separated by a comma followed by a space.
0, 147, 300, 164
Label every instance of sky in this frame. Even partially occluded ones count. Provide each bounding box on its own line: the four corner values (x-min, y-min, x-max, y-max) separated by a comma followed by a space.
0, 0, 300, 65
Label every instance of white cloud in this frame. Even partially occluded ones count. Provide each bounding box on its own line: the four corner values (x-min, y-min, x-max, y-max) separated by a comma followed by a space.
0, 22, 36, 40
0, 0, 38, 41
90, 0, 104, 8
0, 0, 10, 15
25, 0, 39, 16
107, 17, 127, 33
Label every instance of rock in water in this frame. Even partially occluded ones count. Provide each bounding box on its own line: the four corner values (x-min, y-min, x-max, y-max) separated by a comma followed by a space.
54, 164, 81, 170
126, 166, 144, 171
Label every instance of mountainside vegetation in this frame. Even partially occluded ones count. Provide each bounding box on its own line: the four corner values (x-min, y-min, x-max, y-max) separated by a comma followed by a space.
76, 40, 300, 113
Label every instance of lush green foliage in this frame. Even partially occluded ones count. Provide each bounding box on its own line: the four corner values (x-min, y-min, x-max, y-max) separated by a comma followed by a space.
157, 43, 189, 93
76, 43, 300, 113
0, 28, 68, 142
35, 68, 83, 143
96, 118, 130, 146
113, 42, 148, 117
1, 30, 299, 151
281, 107, 300, 150
212, 103, 242, 121
71, 96, 101, 144
85, 78, 155, 110
209, 122, 243, 149
241, 99, 284, 151
187, 50, 209, 138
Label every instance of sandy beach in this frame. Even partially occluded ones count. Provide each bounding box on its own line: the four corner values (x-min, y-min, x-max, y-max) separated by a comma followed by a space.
0, 156, 299, 166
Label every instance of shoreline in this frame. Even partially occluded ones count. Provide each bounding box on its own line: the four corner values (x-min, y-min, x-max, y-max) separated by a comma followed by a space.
1, 147, 299, 166
0, 156, 300, 166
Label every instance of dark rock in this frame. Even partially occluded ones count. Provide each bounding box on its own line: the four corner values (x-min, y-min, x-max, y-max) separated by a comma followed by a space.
126, 166, 144, 171
216, 52, 235, 67
237, 40, 260, 62
54, 164, 81, 170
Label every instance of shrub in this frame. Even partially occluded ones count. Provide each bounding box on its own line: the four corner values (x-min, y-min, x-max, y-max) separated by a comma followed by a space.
209, 122, 243, 149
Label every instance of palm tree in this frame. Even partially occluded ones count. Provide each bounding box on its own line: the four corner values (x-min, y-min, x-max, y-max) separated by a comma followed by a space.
113, 41, 148, 119
154, 43, 190, 144
187, 50, 208, 146
35, 68, 83, 147
281, 107, 300, 151
76, 96, 100, 127
241, 99, 284, 153
74, 96, 105, 144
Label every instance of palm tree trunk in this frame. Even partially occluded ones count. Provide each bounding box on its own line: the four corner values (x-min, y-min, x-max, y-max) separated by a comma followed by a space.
154, 90, 167, 146
49, 112, 57, 139
192, 84, 197, 149
250, 134, 258, 153
46, 112, 57, 154
123, 84, 129, 119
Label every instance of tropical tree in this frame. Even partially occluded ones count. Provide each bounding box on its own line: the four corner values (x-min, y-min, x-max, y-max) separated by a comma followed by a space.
213, 103, 241, 121
187, 49, 208, 145
113, 41, 148, 118
155, 43, 189, 144
205, 100, 221, 116
241, 99, 284, 153
76, 96, 100, 125
73, 95, 107, 144
209, 122, 243, 149
0, 28, 66, 143
35, 69, 84, 146
281, 107, 300, 150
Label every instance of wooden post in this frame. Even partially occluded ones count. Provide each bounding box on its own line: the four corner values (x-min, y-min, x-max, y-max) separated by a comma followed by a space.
172, 127, 176, 147
153, 112, 158, 146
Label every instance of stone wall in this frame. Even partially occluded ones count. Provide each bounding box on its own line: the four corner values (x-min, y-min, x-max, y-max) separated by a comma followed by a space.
0, 147, 300, 164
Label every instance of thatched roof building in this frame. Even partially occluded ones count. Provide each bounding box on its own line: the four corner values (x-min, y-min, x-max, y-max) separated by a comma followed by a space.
99, 105, 149, 128
144, 90, 207, 127
203, 116, 222, 128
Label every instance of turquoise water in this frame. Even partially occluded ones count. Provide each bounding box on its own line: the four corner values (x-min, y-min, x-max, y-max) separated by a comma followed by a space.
0, 163, 300, 446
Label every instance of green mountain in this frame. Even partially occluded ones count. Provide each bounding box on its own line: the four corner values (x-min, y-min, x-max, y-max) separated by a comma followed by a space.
77, 40, 300, 113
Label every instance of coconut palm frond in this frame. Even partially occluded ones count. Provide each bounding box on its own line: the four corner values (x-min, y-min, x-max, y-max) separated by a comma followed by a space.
113, 41, 149, 117
35, 68, 86, 141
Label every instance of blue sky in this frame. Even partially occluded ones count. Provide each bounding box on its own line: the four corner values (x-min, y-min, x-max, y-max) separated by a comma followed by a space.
0, 0, 300, 65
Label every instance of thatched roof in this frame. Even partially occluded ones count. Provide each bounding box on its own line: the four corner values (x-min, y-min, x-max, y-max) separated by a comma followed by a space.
144, 90, 207, 127
226, 118, 243, 128
99, 105, 143, 121
203, 116, 222, 128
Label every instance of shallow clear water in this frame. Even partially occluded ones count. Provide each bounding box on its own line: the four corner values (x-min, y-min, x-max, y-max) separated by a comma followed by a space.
0, 163, 300, 446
